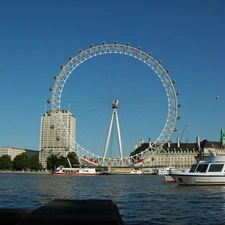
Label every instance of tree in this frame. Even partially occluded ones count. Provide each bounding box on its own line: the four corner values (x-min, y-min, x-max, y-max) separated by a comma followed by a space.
46, 152, 80, 171
13, 152, 30, 171
30, 155, 43, 171
58, 155, 68, 167
0, 155, 12, 170
46, 154, 59, 171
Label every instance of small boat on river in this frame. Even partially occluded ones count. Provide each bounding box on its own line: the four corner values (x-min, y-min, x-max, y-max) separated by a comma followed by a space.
51, 167, 97, 176
164, 169, 189, 183
158, 167, 175, 175
169, 155, 225, 186
164, 174, 175, 183
101, 168, 143, 175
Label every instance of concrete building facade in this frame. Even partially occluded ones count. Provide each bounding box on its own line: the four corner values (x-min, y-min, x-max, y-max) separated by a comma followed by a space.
131, 129, 225, 169
39, 110, 76, 168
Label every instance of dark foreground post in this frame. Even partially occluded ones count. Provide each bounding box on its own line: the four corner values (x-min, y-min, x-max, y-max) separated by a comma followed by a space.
0, 208, 34, 225
16, 199, 124, 225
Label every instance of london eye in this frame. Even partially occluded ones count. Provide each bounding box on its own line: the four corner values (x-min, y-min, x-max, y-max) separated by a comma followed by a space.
47, 41, 180, 167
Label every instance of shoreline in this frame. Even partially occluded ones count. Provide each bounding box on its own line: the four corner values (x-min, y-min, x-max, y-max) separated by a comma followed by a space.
0, 171, 51, 174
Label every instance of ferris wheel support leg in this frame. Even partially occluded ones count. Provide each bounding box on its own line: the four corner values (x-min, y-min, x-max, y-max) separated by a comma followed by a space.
67, 157, 72, 168
103, 110, 115, 159
115, 111, 123, 160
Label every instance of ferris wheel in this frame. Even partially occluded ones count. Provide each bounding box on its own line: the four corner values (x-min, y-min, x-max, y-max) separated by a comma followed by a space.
47, 41, 180, 167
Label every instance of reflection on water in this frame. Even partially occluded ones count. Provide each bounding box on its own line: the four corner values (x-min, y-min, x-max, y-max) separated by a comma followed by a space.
1, 173, 225, 224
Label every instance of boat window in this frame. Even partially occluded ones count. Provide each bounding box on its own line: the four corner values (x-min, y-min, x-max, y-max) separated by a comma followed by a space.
196, 164, 208, 173
189, 164, 197, 172
208, 164, 224, 172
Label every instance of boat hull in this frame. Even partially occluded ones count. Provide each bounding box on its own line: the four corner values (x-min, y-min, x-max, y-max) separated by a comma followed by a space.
51, 167, 97, 176
106, 169, 143, 175
164, 174, 175, 183
170, 172, 225, 186
107, 172, 143, 175
51, 172, 96, 176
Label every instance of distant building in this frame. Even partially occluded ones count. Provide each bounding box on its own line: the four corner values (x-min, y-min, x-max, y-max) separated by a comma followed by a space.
130, 129, 225, 169
25, 149, 39, 158
39, 110, 76, 168
0, 146, 38, 160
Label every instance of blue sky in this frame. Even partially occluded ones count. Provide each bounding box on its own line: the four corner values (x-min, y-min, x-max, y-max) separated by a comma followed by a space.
1, 0, 225, 157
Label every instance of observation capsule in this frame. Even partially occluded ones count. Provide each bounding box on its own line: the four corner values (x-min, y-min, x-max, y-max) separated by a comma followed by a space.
69, 56, 73, 61
56, 136, 60, 141
79, 49, 83, 53
177, 103, 181, 107
148, 52, 152, 56
177, 115, 181, 120
49, 87, 53, 91
47, 99, 51, 104
158, 60, 162, 64
166, 69, 169, 74
114, 40, 118, 45
137, 46, 141, 50
176, 91, 180, 96
102, 41, 106, 45
126, 42, 130, 46
60, 64, 64, 70
90, 44, 94, 48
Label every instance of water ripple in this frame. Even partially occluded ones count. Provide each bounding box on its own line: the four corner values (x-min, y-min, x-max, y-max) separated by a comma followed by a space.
1, 173, 225, 224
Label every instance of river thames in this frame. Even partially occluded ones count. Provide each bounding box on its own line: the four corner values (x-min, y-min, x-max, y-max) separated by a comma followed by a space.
0, 173, 225, 225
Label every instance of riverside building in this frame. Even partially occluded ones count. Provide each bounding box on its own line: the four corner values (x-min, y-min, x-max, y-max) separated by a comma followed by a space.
39, 110, 76, 168
0, 146, 38, 160
130, 128, 225, 169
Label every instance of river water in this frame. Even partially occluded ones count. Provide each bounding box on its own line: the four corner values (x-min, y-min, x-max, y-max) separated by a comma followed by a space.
0, 173, 225, 225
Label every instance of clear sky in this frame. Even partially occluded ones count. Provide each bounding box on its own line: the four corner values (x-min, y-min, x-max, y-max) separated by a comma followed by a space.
1, 0, 225, 157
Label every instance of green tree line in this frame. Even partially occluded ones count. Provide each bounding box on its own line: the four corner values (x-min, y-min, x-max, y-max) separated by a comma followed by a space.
0, 153, 43, 171
0, 152, 79, 171
46, 152, 79, 171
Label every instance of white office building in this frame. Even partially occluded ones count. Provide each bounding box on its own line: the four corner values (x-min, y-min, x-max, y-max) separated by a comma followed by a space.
39, 110, 76, 168
0, 146, 26, 160
0, 146, 38, 160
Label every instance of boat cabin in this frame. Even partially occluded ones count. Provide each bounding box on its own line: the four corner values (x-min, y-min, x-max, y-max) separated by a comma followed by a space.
189, 156, 225, 173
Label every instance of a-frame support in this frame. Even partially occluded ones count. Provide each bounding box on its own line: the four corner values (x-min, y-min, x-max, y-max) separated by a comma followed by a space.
103, 99, 123, 160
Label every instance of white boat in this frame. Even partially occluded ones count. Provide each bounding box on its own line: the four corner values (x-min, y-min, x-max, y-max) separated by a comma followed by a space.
105, 168, 143, 175
51, 167, 97, 176
158, 167, 175, 175
169, 155, 225, 186
164, 174, 175, 182
164, 168, 190, 183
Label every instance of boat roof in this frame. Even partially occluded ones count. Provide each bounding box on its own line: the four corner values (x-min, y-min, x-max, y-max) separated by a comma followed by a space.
204, 155, 225, 163
57, 167, 95, 170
